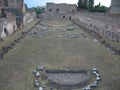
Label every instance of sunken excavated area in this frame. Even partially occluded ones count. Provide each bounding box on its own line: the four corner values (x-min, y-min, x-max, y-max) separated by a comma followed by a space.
46, 69, 90, 88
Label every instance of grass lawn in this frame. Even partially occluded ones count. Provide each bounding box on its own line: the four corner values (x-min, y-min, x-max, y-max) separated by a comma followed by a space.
0, 20, 120, 90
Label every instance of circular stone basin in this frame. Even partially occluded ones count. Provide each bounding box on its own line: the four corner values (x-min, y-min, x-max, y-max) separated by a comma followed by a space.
46, 69, 90, 88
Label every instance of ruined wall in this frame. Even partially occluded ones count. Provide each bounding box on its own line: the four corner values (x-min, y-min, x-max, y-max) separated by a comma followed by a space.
0, 0, 23, 9
110, 0, 120, 14
0, 21, 16, 39
0, 0, 24, 28
0, 12, 17, 39
0, 0, 36, 40
44, 3, 77, 20
72, 15, 120, 42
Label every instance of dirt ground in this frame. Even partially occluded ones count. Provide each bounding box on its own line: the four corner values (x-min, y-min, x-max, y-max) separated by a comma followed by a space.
0, 20, 120, 90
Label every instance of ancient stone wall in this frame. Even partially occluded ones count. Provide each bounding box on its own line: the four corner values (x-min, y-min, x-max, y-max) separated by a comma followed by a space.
72, 16, 120, 42
0, 0, 23, 9
0, 0, 24, 29
44, 3, 77, 20
0, 12, 17, 39
72, 15, 120, 54
110, 0, 120, 14
0, 0, 36, 39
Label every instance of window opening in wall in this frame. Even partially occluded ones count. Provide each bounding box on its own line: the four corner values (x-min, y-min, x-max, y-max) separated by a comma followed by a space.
69, 16, 71, 20
1, 9, 6, 18
63, 16, 65, 19
4, 28, 9, 36
1, 9, 5, 14
13, 25, 16, 32
56, 8, 59, 13
72, 10, 75, 14
4, 0, 8, 7
49, 9, 52, 12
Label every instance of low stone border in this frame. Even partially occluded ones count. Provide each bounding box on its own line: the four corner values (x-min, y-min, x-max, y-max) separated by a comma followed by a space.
64, 33, 86, 38
83, 68, 101, 90
32, 66, 102, 90
46, 69, 87, 73
32, 65, 44, 90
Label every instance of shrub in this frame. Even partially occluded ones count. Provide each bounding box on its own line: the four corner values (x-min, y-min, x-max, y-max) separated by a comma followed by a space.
89, 5, 109, 12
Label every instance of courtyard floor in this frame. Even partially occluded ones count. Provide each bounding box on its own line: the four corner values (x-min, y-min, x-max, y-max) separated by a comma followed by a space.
0, 20, 120, 90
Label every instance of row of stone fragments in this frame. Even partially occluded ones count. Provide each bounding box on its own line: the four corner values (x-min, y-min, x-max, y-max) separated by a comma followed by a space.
64, 33, 86, 38
33, 65, 44, 90
83, 68, 101, 90
0, 36, 24, 60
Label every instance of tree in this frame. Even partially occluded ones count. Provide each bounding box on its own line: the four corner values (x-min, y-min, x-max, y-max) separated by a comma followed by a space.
35, 8, 42, 14
35, 7, 45, 15
78, 0, 83, 8
41, 7, 45, 12
83, 0, 87, 7
78, 0, 88, 9
89, 4, 109, 12
78, 0, 94, 9
89, 0, 94, 9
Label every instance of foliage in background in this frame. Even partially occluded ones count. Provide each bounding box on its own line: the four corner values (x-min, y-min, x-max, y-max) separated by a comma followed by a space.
89, 3, 109, 12
30, 7, 45, 15
78, 0, 108, 12
78, 0, 94, 9
88, 0, 94, 10
35, 7, 45, 15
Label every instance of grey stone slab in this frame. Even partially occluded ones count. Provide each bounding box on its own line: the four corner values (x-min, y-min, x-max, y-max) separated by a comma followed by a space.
96, 76, 101, 81
39, 87, 43, 90
92, 68, 97, 71
34, 80, 40, 87
90, 81, 98, 87
33, 70, 37, 74
35, 72, 40, 77
37, 65, 44, 71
